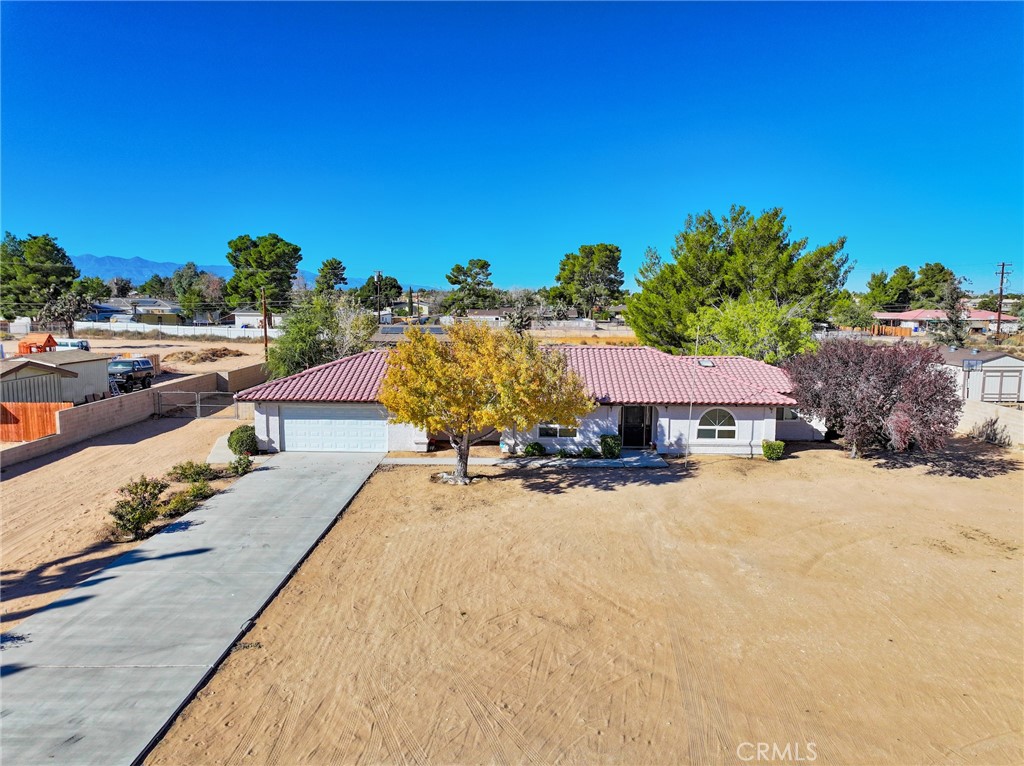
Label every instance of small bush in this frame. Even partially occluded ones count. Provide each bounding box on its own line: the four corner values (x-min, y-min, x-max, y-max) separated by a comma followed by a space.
599, 434, 622, 459
762, 440, 785, 461
228, 424, 258, 456
110, 475, 169, 539
523, 442, 547, 457
162, 492, 199, 518
968, 416, 1013, 448
167, 460, 218, 482
555, 447, 577, 459
187, 479, 216, 500
580, 446, 600, 458
229, 453, 254, 476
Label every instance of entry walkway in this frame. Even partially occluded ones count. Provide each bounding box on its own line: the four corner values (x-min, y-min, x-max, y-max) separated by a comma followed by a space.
0, 452, 383, 766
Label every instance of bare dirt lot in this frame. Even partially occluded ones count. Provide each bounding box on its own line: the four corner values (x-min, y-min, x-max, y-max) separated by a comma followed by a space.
147, 440, 1023, 765
1, 418, 238, 629
0, 337, 264, 376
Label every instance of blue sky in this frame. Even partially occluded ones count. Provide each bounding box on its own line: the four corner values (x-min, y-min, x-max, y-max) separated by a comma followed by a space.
2, 2, 1021, 293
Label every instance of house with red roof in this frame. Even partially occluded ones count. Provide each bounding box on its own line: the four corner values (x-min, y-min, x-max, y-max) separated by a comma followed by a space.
873, 309, 1019, 334
236, 346, 824, 456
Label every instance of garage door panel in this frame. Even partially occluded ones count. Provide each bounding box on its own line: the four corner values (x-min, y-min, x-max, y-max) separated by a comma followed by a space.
281, 405, 388, 452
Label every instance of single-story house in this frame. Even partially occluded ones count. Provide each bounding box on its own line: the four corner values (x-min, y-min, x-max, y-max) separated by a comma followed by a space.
237, 346, 823, 456
873, 309, 1019, 334
103, 297, 184, 315
1, 358, 78, 403
231, 310, 285, 329
937, 347, 1024, 402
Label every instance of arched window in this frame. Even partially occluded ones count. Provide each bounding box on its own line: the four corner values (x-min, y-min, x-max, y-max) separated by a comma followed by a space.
697, 408, 736, 439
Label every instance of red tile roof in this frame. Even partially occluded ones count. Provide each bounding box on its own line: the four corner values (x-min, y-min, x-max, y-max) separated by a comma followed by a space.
873, 309, 1018, 321
559, 347, 794, 405
239, 346, 795, 406
237, 350, 388, 402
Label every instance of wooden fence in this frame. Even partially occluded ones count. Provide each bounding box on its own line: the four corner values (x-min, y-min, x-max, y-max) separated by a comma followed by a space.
871, 325, 914, 338
1, 402, 73, 441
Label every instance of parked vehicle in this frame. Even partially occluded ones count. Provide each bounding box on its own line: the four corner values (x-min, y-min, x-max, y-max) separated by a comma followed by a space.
107, 358, 155, 392
55, 338, 91, 351
110, 314, 140, 324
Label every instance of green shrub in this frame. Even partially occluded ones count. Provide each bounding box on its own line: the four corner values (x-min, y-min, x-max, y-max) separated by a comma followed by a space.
162, 492, 199, 518
580, 446, 600, 458
523, 442, 547, 457
762, 440, 785, 461
167, 460, 218, 482
110, 475, 169, 539
229, 453, 254, 476
162, 480, 217, 518
187, 479, 216, 500
555, 447, 577, 459
228, 425, 258, 456
599, 434, 622, 459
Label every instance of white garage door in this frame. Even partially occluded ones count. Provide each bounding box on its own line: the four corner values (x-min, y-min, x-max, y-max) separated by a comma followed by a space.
280, 404, 388, 452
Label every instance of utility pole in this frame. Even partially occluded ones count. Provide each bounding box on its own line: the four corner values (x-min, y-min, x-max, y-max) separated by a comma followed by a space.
261, 286, 269, 362
374, 270, 382, 325
995, 262, 1012, 336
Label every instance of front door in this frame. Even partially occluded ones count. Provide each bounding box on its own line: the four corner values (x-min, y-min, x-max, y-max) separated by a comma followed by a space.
620, 406, 653, 449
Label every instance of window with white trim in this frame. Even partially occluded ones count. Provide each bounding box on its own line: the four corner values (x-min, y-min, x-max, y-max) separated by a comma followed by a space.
538, 423, 578, 438
776, 407, 799, 421
696, 409, 736, 439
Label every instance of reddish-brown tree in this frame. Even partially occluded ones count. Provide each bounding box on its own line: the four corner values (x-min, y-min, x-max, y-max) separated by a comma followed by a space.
784, 340, 962, 458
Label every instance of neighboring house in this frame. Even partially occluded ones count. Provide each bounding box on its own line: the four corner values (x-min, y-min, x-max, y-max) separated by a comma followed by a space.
104, 297, 184, 315
232, 310, 285, 329
237, 346, 823, 456
1, 358, 77, 403
873, 309, 1019, 334
937, 347, 1024, 402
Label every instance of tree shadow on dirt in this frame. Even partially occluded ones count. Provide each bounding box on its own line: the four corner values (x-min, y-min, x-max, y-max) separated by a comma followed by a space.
1, 544, 212, 626
871, 437, 1021, 479
499, 462, 696, 494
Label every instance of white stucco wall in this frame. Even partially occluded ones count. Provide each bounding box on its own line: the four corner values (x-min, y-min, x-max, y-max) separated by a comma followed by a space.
252, 401, 428, 452
501, 404, 818, 457
387, 421, 429, 451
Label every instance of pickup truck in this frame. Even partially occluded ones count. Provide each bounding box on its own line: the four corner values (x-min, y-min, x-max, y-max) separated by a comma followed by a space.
107, 358, 155, 393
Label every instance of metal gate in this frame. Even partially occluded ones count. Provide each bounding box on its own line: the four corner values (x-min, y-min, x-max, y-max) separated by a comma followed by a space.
156, 391, 241, 419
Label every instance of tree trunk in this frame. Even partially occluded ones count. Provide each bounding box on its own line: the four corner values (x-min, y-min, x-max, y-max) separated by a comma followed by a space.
453, 438, 471, 483
66, 319, 75, 339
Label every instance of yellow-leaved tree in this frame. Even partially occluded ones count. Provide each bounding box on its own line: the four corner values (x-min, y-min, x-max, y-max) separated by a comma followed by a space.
380, 323, 594, 484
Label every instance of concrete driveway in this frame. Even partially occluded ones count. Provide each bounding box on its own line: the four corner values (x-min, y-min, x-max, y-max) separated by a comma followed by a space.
0, 451, 383, 766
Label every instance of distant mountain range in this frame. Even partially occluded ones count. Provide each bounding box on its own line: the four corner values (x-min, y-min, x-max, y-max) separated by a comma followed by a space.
70, 254, 433, 290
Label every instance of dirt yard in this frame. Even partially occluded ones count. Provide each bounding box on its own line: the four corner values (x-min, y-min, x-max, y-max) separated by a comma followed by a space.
0, 337, 264, 375
146, 440, 1023, 765
1, 418, 238, 630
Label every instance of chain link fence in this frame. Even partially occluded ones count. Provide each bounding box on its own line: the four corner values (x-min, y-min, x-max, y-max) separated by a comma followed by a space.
156, 391, 242, 419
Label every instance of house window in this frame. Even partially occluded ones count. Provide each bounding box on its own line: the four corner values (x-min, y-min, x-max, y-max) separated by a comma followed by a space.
538, 423, 578, 438
697, 409, 736, 439
776, 407, 799, 421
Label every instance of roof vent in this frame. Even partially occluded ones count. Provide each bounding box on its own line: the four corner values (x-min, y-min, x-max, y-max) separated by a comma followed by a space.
972, 348, 979, 354
698, 359, 715, 367
948, 346, 957, 352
